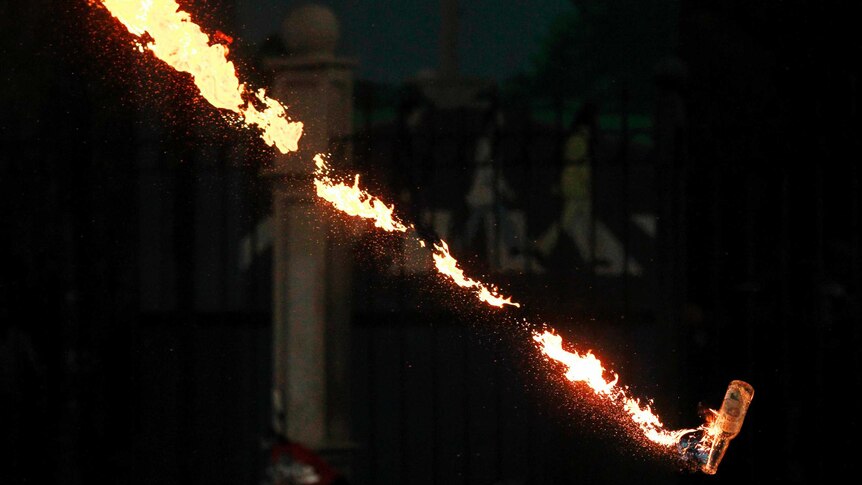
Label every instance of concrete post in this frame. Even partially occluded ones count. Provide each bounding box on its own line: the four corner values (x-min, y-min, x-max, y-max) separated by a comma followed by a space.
266, 3, 355, 474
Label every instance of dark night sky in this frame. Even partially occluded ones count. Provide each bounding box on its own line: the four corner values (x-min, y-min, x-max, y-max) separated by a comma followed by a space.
236, 0, 573, 83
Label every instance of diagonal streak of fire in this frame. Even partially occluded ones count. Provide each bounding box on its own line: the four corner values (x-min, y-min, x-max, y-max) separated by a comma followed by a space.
312, 154, 520, 308
96, 0, 702, 451
99, 0, 303, 154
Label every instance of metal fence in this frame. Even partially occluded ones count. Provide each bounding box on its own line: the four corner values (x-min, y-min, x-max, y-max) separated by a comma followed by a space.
13, 79, 856, 484
342, 92, 687, 484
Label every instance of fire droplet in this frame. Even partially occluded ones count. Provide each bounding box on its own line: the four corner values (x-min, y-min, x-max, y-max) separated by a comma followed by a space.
533, 331, 695, 447
99, 0, 303, 154
432, 241, 520, 308
92, 1, 733, 467
313, 154, 409, 233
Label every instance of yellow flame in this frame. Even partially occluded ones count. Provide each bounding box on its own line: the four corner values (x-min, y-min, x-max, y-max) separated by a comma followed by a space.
431, 240, 477, 288
313, 155, 409, 232
97, 0, 521, 311
534, 331, 694, 447
94, 1, 709, 457
702, 409, 721, 438
99, 0, 302, 154
313, 155, 519, 309
432, 241, 520, 308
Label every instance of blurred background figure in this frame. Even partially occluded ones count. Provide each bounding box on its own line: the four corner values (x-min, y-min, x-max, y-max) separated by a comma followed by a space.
463, 105, 529, 271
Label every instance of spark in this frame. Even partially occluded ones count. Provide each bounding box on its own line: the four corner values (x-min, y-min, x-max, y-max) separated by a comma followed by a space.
534, 331, 696, 446
99, 0, 302, 154
431, 241, 520, 308
92, 0, 720, 461
313, 154, 409, 233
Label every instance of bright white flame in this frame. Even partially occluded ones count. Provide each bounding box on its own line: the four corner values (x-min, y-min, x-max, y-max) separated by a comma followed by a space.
313, 155, 409, 233
432, 241, 520, 308
99, 0, 303, 154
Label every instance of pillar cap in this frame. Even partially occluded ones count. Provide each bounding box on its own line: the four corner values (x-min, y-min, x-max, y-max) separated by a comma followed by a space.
282, 4, 340, 57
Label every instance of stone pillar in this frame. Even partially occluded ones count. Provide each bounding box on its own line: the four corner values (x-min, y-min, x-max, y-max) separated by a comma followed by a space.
266, 4, 355, 474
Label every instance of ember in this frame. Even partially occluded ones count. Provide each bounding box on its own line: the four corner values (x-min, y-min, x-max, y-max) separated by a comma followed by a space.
93, 0, 752, 474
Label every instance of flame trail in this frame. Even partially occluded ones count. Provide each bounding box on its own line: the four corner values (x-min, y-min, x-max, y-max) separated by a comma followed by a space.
311, 160, 695, 443
313, 155, 410, 233
98, 0, 520, 309
431, 241, 520, 308
92, 0, 719, 461
99, 0, 303, 154
533, 331, 695, 446
313, 155, 519, 308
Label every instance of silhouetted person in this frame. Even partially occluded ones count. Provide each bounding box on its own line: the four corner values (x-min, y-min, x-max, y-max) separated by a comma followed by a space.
535, 102, 642, 276
463, 105, 518, 265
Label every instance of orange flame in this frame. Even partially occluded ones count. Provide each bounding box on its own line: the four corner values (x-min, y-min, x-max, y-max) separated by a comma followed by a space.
313, 154, 519, 309
313, 155, 409, 232
432, 241, 520, 308
534, 331, 694, 447
702, 409, 720, 438
97, 0, 521, 311
93, 1, 713, 460
99, 0, 302, 154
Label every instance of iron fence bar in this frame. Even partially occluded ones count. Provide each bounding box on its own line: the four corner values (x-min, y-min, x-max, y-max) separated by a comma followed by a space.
621, 88, 631, 315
